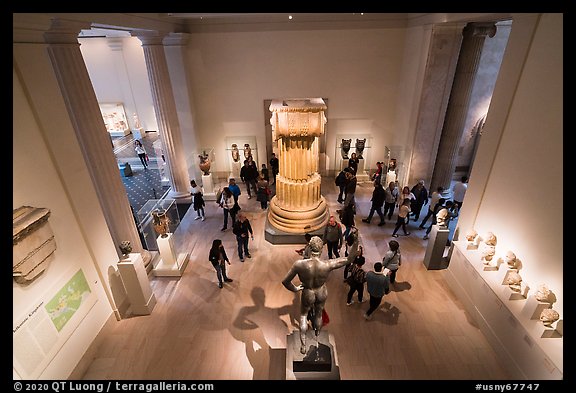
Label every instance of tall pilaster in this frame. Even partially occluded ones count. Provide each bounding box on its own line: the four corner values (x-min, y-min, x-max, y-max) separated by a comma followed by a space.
43, 19, 148, 262
163, 33, 202, 184
133, 31, 190, 199
430, 22, 497, 192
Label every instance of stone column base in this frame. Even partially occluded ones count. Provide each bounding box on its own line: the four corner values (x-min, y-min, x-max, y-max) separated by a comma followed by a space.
267, 196, 329, 234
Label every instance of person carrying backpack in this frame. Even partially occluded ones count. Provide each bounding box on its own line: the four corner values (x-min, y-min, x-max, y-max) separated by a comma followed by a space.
382, 240, 401, 284
346, 246, 366, 305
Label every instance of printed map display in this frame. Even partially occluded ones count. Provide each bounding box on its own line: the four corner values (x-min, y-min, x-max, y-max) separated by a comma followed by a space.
45, 269, 91, 332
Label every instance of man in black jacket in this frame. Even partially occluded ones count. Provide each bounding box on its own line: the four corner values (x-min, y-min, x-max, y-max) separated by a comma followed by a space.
232, 213, 254, 262
362, 180, 386, 226
240, 158, 259, 199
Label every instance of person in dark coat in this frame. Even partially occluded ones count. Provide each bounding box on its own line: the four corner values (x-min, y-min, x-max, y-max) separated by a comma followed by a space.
208, 239, 233, 288
362, 180, 386, 226
240, 158, 259, 199
410, 180, 429, 222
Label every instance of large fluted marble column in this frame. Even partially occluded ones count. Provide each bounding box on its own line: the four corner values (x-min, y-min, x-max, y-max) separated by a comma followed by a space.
430, 22, 497, 192
267, 99, 329, 233
133, 31, 190, 199
43, 19, 149, 263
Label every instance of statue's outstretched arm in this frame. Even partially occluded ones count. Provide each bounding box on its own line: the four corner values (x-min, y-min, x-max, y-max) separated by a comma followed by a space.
329, 230, 359, 270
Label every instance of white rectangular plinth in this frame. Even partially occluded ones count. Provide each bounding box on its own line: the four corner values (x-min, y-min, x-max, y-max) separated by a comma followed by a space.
153, 253, 190, 277
521, 296, 551, 320
117, 253, 156, 315
157, 233, 177, 266
201, 173, 215, 198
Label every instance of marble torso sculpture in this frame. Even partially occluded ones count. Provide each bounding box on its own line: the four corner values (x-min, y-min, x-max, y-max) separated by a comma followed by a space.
132, 113, 141, 129
267, 98, 329, 233
282, 231, 359, 354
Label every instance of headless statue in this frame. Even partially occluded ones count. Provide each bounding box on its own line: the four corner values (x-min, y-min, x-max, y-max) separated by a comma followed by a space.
282, 229, 359, 354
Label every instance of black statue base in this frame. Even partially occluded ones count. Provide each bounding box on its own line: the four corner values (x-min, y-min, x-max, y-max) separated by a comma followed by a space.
286, 330, 340, 380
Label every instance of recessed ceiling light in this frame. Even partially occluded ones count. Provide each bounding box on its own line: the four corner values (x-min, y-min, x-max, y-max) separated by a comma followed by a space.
288, 15, 293, 20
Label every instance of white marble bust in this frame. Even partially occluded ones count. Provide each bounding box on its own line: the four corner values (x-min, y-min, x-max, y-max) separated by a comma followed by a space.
483, 231, 497, 246
540, 308, 559, 327
535, 284, 551, 303
481, 245, 496, 263
504, 271, 522, 292
504, 250, 519, 269
465, 228, 478, 242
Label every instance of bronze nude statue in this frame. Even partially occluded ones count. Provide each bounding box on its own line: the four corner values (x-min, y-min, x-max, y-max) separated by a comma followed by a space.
282, 229, 359, 354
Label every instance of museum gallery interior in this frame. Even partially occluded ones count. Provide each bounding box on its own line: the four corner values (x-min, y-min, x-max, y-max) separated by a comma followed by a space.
13, 13, 562, 381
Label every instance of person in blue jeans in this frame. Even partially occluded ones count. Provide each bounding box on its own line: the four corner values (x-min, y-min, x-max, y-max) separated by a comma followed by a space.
208, 239, 233, 288
232, 213, 254, 262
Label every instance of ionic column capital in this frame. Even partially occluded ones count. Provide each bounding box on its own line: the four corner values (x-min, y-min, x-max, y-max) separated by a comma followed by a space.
463, 22, 497, 39
131, 30, 169, 46
43, 18, 91, 45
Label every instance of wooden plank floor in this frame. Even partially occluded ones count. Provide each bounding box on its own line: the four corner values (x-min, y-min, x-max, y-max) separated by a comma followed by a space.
79, 178, 510, 380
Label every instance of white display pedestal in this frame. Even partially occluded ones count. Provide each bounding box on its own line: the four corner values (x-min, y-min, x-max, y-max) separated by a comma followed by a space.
230, 161, 241, 180
445, 242, 562, 379
131, 127, 144, 141
541, 320, 563, 338
422, 225, 450, 270
153, 233, 189, 277
201, 173, 217, 201
355, 160, 370, 182
521, 295, 551, 320
502, 282, 530, 300
109, 128, 130, 137
385, 170, 397, 186
117, 253, 156, 315
482, 258, 502, 271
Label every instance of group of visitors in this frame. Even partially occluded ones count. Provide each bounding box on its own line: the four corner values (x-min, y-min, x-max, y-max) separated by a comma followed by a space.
350, 169, 467, 239
191, 151, 279, 289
